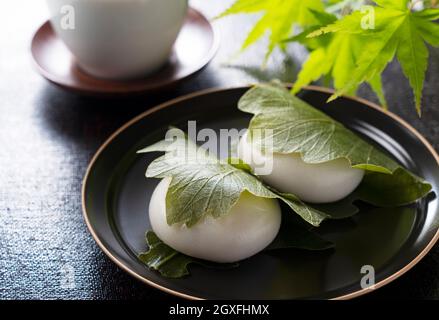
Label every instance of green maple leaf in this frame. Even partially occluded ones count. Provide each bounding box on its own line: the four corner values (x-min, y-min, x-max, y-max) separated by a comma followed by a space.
289, 10, 387, 107
292, 32, 365, 94
325, 0, 367, 13
308, 0, 439, 114
217, 0, 325, 58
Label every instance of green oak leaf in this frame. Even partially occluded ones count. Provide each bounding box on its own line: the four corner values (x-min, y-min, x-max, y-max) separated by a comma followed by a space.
312, 167, 432, 210
238, 83, 432, 204
216, 0, 325, 58
140, 220, 334, 278
307, 0, 439, 114
227, 157, 254, 173
139, 231, 240, 278
138, 129, 336, 226
139, 231, 195, 278
239, 83, 399, 172
356, 168, 433, 206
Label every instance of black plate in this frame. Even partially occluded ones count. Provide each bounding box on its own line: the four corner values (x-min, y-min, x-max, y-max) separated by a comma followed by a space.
82, 86, 439, 299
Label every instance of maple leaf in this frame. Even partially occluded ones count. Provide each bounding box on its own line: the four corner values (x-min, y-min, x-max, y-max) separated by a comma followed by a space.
308, 0, 439, 114
217, 0, 325, 58
288, 10, 387, 107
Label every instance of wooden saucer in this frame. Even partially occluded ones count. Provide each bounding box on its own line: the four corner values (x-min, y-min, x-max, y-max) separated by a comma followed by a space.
31, 8, 219, 96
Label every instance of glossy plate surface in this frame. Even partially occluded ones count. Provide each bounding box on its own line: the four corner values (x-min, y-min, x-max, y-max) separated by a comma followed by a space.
82, 86, 439, 299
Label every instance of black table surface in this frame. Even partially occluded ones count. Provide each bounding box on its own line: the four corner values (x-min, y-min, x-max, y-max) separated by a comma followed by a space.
1, 0, 438, 300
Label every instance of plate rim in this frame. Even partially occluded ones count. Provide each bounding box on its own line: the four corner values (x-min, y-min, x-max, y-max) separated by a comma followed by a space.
81, 84, 439, 300
30, 8, 220, 96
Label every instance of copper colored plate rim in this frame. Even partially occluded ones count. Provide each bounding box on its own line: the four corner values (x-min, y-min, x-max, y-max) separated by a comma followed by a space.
30, 8, 220, 96
81, 85, 439, 300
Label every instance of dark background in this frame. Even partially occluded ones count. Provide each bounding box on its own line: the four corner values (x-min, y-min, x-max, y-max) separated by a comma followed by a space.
0, 0, 438, 300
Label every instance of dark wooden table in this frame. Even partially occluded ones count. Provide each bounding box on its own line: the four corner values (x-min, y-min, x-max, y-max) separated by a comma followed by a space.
1, 0, 438, 300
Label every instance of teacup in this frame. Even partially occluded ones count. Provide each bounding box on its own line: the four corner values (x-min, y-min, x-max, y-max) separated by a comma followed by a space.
46, 0, 188, 79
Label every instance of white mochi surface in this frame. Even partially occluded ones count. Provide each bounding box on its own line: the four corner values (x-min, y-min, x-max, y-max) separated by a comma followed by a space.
149, 178, 282, 263
238, 132, 364, 203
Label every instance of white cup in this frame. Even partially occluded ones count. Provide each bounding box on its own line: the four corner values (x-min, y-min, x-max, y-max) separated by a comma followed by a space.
46, 0, 189, 79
